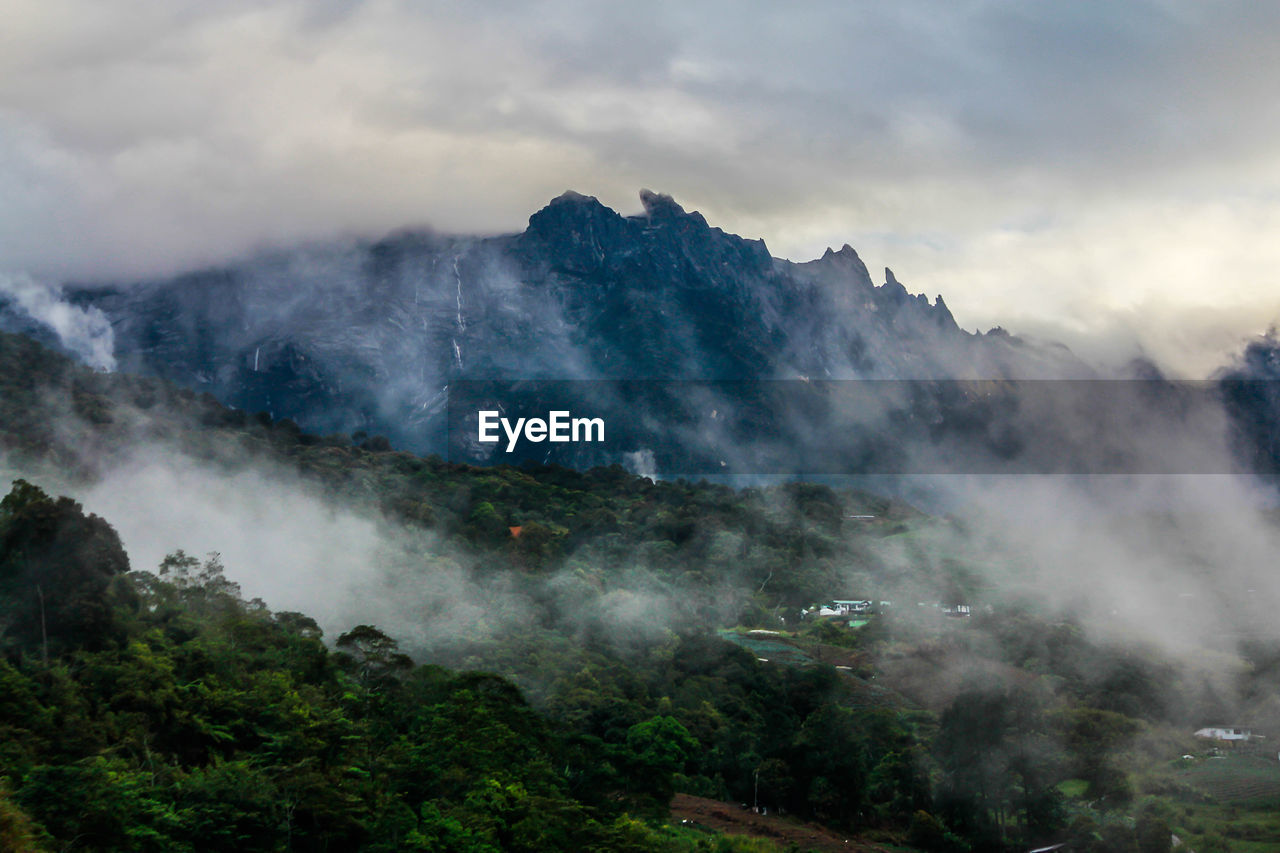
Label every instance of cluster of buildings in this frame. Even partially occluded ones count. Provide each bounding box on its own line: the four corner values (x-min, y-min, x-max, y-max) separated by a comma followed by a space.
811, 599, 880, 616
803, 598, 975, 622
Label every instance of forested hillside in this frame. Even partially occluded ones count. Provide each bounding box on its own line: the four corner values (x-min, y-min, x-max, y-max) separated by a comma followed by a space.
0, 329, 915, 607
3, 330, 1277, 852
0, 479, 821, 851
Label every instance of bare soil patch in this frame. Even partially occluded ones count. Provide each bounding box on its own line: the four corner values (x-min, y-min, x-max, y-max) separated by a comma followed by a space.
670, 793, 905, 852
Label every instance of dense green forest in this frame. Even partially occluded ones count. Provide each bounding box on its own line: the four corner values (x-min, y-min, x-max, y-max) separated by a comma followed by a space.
2, 330, 1278, 851
0, 478, 796, 851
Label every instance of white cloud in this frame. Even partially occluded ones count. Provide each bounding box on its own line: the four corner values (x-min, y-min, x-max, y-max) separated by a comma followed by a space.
1, 1, 1279, 371
0, 271, 116, 370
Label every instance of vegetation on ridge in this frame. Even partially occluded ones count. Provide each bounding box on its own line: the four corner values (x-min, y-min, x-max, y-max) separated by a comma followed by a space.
2, 331, 1278, 851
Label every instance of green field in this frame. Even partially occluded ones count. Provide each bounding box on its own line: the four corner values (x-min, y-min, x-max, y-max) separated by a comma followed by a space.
1057, 778, 1089, 798
1155, 755, 1280, 852
1176, 755, 1280, 805
716, 630, 815, 665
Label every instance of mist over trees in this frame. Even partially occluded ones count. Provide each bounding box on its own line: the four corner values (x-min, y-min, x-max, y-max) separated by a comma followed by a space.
1, 331, 1276, 851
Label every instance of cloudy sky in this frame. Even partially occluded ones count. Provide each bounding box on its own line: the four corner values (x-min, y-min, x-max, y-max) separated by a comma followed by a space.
3, 0, 1279, 373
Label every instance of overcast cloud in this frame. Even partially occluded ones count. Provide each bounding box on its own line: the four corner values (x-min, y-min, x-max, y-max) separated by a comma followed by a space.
3, 1, 1280, 373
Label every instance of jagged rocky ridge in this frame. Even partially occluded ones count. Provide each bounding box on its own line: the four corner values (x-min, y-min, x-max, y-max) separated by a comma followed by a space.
21, 191, 1093, 465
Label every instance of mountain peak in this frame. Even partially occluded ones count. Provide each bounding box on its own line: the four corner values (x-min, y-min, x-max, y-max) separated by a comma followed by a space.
638, 188, 686, 217
523, 191, 627, 274
526, 190, 620, 232
547, 189, 601, 207
636, 189, 714, 230
824, 244, 864, 263
933, 294, 957, 329
820, 244, 854, 259
813, 244, 873, 287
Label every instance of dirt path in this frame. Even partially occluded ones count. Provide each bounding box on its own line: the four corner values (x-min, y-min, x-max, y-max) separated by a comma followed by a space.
670, 793, 904, 852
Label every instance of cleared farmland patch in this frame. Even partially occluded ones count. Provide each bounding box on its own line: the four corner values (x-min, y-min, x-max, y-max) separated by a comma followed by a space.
1176, 755, 1280, 805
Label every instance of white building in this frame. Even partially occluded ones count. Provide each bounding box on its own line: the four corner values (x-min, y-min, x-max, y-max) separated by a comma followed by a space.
831, 599, 873, 615
1194, 726, 1252, 742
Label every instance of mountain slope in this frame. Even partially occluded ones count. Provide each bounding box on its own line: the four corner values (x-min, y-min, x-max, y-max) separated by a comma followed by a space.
42, 191, 1088, 455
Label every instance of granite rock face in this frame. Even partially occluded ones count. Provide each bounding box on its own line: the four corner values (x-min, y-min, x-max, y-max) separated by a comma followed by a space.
27, 191, 1088, 456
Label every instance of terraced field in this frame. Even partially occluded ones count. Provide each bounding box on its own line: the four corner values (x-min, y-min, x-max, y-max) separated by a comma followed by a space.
716, 630, 815, 665
1176, 755, 1280, 804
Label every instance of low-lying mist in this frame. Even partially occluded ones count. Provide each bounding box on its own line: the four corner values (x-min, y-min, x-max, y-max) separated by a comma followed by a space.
6, 317, 1280, 735
10, 441, 1279, 713
2, 443, 715, 678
